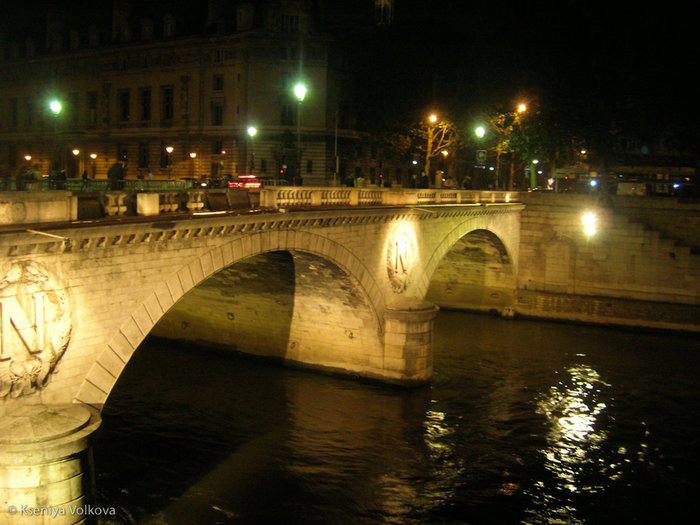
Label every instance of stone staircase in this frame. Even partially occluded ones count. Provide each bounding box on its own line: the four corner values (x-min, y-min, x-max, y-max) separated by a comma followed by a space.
516, 193, 700, 331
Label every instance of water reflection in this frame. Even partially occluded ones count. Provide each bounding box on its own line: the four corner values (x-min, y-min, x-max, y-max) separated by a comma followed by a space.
94, 312, 700, 524
422, 408, 464, 506
528, 362, 610, 523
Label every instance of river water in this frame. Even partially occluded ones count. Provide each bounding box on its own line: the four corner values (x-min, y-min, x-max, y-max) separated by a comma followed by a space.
93, 312, 700, 524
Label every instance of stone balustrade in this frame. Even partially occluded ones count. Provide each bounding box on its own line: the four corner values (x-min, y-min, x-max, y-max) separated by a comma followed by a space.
258, 187, 520, 208
0, 188, 521, 226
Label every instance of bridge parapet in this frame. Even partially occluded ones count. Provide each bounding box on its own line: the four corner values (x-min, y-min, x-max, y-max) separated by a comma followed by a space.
0, 188, 520, 226
259, 187, 520, 209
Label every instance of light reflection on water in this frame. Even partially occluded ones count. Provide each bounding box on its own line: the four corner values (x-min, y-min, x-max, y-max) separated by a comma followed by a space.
94, 312, 700, 524
527, 363, 610, 524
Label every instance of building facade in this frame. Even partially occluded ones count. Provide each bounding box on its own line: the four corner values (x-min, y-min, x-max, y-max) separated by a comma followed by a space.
0, 0, 377, 186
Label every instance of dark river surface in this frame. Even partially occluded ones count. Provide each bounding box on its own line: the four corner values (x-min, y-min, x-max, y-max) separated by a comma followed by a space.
93, 311, 700, 524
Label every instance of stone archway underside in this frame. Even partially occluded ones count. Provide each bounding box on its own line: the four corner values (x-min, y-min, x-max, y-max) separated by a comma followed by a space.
150, 250, 383, 374
426, 229, 517, 314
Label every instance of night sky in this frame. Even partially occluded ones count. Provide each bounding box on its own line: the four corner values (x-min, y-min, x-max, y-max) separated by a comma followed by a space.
2, 0, 698, 143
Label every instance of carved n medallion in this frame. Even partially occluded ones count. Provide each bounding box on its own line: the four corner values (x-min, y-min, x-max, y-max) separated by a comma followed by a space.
386, 226, 418, 293
0, 262, 71, 399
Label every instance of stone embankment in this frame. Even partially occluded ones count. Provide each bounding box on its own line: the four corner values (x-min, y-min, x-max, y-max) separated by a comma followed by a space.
515, 193, 700, 332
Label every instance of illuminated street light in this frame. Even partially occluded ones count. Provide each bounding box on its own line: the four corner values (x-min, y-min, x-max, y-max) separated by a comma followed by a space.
517, 103, 527, 113
427, 113, 438, 187
530, 159, 539, 190
247, 126, 257, 174
582, 211, 597, 238
49, 100, 62, 115
294, 83, 306, 184
72, 149, 80, 156
294, 83, 307, 102
475, 126, 486, 139
48, 100, 63, 172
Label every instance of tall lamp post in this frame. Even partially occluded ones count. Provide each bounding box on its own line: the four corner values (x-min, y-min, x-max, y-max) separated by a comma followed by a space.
247, 125, 257, 174
294, 83, 306, 184
530, 159, 539, 190
426, 114, 437, 187
49, 99, 62, 173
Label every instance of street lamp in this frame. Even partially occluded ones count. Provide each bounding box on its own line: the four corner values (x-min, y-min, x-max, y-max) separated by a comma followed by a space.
189, 152, 197, 180
426, 114, 438, 187
165, 146, 173, 176
530, 159, 539, 190
247, 126, 257, 174
49, 99, 62, 172
475, 125, 486, 139
294, 83, 306, 184
49, 100, 62, 116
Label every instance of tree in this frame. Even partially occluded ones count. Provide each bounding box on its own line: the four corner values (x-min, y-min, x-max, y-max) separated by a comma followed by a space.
399, 114, 460, 187
381, 114, 460, 188
488, 106, 526, 190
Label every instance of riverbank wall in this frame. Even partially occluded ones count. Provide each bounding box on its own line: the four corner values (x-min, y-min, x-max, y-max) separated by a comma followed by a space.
514, 193, 700, 332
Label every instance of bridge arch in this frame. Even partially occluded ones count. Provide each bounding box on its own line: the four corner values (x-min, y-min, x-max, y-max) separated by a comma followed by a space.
76, 230, 385, 410
421, 213, 518, 315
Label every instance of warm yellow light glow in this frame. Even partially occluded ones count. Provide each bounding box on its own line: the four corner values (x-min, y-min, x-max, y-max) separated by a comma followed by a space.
24, 155, 32, 161
90, 153, 97, 159
441, 150, 449, 157
165, 146, 174, 153
72, 149, 80, 156
189, 152, 197, 159
517, 103, 527, 113
582, 211, 597, 237
429, 114, 437, 123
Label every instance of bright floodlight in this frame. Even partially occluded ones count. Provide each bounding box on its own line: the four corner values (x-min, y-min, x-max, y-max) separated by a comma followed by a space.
49, 100, 62, 115
294, 83, 307, 102
517, 103, 527, 113
429, 114, 437, 123
475, 126, 485, 138
582, 211, 597, 238
247, 126, 257, 137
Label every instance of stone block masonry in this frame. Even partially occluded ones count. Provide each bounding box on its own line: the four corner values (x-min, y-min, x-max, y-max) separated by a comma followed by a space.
516, 193, 700, 331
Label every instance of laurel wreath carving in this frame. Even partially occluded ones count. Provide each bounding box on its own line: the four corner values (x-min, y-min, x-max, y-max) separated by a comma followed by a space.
0, 262, 72, 399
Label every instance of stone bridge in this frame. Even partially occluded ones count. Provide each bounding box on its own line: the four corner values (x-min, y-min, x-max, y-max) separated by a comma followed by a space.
0, 188, 522, 521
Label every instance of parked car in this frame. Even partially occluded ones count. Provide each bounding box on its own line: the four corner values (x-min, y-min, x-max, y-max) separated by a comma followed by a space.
228, 174, 262, 189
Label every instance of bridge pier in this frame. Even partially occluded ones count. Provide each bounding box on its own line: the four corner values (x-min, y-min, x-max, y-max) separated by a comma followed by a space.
0, 405, 101, 524
383, 298, 439, 386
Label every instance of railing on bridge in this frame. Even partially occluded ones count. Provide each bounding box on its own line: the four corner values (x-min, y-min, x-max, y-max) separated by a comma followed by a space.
0, 185, 520, 227
260, 187, 519, 208
1, 178, 196, 193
